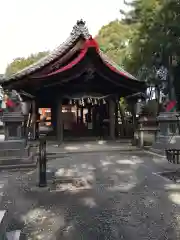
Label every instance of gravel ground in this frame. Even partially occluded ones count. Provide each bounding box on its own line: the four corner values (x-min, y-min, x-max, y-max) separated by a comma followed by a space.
1, 151, 180, 239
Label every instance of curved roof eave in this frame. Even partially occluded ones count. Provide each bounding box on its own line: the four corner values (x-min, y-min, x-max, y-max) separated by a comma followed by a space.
30, 38, 145, 89
31, 46, 88, 79
99, 51, 138, 81
1, 19, 143, 87
2, 20, 91, 82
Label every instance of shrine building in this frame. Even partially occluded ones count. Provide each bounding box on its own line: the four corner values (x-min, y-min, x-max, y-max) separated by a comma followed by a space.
1, 20, 146, 142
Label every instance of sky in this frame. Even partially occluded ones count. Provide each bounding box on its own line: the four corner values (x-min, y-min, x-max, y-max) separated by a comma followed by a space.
0, 0, 131, 74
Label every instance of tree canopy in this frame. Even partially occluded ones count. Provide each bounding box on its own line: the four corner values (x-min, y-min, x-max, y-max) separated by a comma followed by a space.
96, 20, 132, 66
124, 0, 180, 74
96, 0, 180, 78
5, 51, 49, 77
95, 0, 180, 114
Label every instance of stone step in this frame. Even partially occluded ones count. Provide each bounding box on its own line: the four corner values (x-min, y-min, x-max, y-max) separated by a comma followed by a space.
0, 162, 37, 170
0, 154, 34, 164
0, 154, 37, 170
0, 140, 26, 150
0, 147, 30, 158
6, 230, 21, 240
0, 210, 9, 239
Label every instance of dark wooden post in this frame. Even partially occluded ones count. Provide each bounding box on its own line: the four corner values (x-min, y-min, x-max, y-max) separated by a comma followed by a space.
115, 98, 119, 138
76, 106, 79, 123
56, 97, 63, 144
80, 107, 83, 124
109, 98, 115, 140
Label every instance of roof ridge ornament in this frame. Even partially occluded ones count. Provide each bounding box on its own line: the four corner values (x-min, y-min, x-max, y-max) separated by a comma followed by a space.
71, 19, 90, 39
77, 19, 86, 26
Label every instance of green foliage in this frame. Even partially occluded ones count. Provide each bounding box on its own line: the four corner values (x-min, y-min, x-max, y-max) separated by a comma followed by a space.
96, 0, 180, 80
96, 20, 132, 66
96, 0, 180, 116
5, 51, 49, 77
122, 0, 180, 75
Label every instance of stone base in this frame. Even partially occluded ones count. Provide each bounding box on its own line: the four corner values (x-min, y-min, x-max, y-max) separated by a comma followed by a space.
0, 140, 37, 170
0, 154, 36, 167
0, 146, 29, 158
0, 139, 26, 150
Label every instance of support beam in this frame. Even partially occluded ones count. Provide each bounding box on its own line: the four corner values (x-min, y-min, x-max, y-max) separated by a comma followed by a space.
109, 98, 115, 140
56, 97, 63, 144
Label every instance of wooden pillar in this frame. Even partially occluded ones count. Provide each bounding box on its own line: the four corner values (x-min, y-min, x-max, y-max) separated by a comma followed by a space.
76, 106, 79, 123
109, 98, 115, 140
51, 102, 56, 136
32, 100, 38, 140
56, 97, 63, 144
88, 106, 91, 121
115, 99, 119, 137
80, 107, 83, 123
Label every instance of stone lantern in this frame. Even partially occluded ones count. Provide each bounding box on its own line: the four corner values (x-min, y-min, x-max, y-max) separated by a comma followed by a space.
0, 91, 35, 168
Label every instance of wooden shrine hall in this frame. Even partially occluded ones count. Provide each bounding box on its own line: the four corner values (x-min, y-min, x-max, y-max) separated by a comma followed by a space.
1, 20, 146, 142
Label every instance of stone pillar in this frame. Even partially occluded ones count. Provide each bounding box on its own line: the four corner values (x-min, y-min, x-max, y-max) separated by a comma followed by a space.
138, 118, 144, 148
137, 117, 157, 148
109, 98, 115, 140
56, 97, 63, 144
21, 101, 30, 139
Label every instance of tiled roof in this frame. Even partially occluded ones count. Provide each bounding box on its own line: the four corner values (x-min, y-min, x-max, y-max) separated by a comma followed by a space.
2, 19, 138, 82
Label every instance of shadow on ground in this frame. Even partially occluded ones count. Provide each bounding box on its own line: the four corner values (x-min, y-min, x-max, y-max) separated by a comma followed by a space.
1, 152, 180, 239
